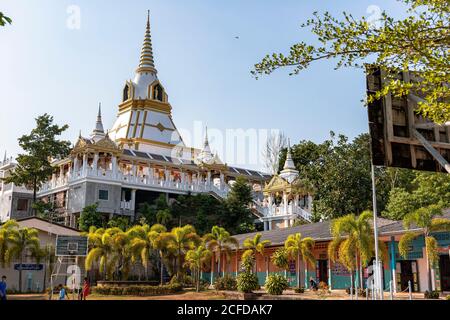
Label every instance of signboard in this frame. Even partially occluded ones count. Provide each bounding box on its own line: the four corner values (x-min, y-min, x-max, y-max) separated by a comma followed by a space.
14, 264, 44, 271
332, 262, 351, 277
367, 66, 450, 173
56, 235, 88, 257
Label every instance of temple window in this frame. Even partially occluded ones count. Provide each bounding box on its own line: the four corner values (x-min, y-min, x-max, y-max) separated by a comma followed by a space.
123, 84, 130, 101
98, 190, 109, 201
153, 84, 163, 101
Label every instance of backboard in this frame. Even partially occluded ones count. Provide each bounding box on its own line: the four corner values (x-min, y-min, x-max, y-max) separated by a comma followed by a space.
55, 235, 88, 257
367, 66, 450, 173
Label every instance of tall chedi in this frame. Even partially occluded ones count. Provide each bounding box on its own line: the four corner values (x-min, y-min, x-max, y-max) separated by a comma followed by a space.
109, 11, 187, 158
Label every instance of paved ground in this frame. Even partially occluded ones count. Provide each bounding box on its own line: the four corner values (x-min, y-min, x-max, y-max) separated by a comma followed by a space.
7, 290, 444, 301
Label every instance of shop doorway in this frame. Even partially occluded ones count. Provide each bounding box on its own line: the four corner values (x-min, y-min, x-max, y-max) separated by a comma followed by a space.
400, 260, 416, 292
317, 260, 328, 284
439, 255, 450, 292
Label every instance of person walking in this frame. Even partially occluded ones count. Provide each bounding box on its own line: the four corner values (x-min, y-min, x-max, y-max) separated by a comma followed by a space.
0, 276, 7, 301
58, 284, 70, 300
81, 278, 90, 300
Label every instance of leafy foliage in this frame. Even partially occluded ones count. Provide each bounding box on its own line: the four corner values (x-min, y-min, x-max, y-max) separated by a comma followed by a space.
78, 204, 104, 232
223, 177, 254, 234
185, 245, 212, 292
383, 172, 450, 220
92, 283, 182, 296
253, 0, 450, 123
265, 274, 289, 295
271, 248, 289, 271
237, 272, 259, 294
0, 12, 12, 26
243, 233, 271, 272
1, 114, 71, 206
107, 216, 130, 230
204, 226, 238, 278
214, 274, 237, 291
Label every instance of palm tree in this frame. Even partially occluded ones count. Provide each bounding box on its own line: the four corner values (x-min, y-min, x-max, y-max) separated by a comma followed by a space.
185, 245, 212, 292
156, 209, 172, 226
128, 224, 154, 280
328, 211, 387, 294
204, 226, 238, 283
109, 229, 132, 280
284, 233, 315, 288
399, 204, 450, 291
0, 220, 18, 267
6, 227, 40, 292
149, 224, 168, 285
161, 225, 200, 278
85, 227, 116, 280
243, 233, 271, 277
36, 244, 56, 291
271, 247, 290, 278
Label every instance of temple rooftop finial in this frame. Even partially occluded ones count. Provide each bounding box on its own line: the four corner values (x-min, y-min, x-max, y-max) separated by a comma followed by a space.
91, 103, 106, 140
283, 138, 297, 171
136, 10, 157, 74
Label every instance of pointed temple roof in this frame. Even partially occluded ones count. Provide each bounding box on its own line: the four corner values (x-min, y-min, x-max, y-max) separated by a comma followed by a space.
196, 126, 215, 165
90, 103, 106, 142
279, 140, 299, 184
136, 10, 157, 74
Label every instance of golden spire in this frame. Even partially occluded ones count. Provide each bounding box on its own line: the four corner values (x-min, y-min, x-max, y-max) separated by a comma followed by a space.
136, 10, 157, 74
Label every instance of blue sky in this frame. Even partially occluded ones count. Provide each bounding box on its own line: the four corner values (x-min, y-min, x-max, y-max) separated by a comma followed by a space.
0, 0, 408, 169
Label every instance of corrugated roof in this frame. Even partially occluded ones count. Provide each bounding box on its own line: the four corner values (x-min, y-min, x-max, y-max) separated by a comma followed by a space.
233, 217, 398, 247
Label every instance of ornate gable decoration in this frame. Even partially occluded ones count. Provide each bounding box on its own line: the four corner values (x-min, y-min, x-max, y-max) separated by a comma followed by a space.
71, 134, 121, 156
95, 135, 120, 151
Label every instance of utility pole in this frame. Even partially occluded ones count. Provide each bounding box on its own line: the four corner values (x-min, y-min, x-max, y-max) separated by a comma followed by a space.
371, 164, 382, 300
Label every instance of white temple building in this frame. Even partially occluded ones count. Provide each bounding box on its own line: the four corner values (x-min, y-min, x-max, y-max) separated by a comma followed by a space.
0, 12, 313, 229
254, 143, 313, 230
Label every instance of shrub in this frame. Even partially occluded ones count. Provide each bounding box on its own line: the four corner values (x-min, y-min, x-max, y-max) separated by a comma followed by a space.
92, 284, 182, 296
294, 287, 305, 293
265, 274, 288, 295
214, 274, 237, 291
446, 295, 450, 300
237, 272, 259, 293
424, 290, 440, 299
169, 274, 193, 287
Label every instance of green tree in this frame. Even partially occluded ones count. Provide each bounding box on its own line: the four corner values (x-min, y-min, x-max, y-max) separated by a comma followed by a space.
138, 202, 157, 226
280, 133, 416, 220
204, 226, 238, 283
156, 209, 172, 226
382, 187, 416, 220
328, 212, 387, 291
0, 12, 12, 26
284, 233, 315, 289
151, 224, 174, 285
6, 227, 41, 292
243, 233, 271, 276
78, 204, 103, 232
32, 201, 54, 220
0, 220, 19, 267
399, 204, 450, 291
253, 0, 449, 124
127, 224, 165, 280
35, 244, 56, 291
107, 216, 130, 231
161, 225, 200, 278
109, 229, 132, 280
85, 227, 116, 280
224, 177, 254, 234
383, 171, 450, 220
271, 248, 290, 278
185, 245, 212, 292
1, 114, 71, 209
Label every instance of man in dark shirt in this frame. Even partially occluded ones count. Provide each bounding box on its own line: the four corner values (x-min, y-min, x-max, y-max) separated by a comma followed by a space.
0, 276, 7, 301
